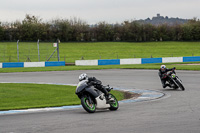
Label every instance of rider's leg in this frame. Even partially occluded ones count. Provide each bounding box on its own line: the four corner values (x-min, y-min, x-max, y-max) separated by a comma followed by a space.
161, 79, 171, 88
98, 86, 114, 103
161, 79, 167, 88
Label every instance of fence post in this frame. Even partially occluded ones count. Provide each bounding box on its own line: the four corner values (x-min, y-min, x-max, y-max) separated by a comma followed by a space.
57, 39, 60, 61
9, 56, 11, 62
37, 39, 40, 62
17, 40, 19, 62
4, 44, 5, 62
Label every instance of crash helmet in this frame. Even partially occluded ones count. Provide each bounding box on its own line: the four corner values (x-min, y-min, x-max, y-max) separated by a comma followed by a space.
79, 73, 88, 81
160, 65, 166, 72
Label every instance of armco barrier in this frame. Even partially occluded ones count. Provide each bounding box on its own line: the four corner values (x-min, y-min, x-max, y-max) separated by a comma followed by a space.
45, 61, 65, 67
1, 56, 200, 68
3, 62, 24, 68
162, 57, 183, 63
24, 62, 45, 67
120, 58, 141, 65
98, 59, 120, 65
0, 61, 65, 68
75, 60, 98, 66
183, 56, 200, 62
141, 58, 162, 64
75, 56, 200, 66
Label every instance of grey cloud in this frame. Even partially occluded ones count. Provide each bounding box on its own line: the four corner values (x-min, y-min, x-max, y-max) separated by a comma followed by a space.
0, 0, 199, 23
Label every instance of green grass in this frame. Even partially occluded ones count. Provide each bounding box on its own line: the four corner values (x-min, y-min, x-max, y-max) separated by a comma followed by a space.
1, 41, 200, 62
1, 41, 200, 73
0, 62, 200, 73
0, 83, 124, 111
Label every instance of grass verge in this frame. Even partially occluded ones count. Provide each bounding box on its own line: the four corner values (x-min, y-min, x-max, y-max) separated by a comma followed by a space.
0, 83, 124, 111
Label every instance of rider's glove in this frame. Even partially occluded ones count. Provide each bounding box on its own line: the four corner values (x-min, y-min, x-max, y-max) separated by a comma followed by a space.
169, 72, 173, 75
162, 74, 167, 79
88, 81, 95, 86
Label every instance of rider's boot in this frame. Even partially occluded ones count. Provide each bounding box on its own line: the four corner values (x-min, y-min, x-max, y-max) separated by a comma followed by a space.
166, 83, 172, 88
106, 94, 115, 104
163, 83, 171, 88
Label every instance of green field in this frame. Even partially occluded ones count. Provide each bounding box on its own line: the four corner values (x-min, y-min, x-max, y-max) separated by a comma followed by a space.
0, 83, 124, 111
1, 41, 200, 63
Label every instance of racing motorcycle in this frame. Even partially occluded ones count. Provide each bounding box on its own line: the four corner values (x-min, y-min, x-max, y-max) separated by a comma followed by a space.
165, 70, 185, 91
75, 80, 119, 113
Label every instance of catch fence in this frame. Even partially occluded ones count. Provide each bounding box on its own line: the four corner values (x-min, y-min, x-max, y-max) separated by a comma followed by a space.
0, 40, 60, 63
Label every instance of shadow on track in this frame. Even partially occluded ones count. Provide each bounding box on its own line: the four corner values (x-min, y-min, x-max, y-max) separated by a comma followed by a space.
160, 88, 183, 92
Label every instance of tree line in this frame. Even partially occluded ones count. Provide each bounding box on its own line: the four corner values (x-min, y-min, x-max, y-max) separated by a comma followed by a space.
0, 14, 200, 42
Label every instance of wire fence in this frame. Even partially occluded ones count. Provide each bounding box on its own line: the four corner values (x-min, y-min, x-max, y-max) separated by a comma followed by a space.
1, 41, 199, 63
0, 41, 59, 63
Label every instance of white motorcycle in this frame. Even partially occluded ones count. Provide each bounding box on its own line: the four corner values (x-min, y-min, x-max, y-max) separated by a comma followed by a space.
75, 80, 119, 113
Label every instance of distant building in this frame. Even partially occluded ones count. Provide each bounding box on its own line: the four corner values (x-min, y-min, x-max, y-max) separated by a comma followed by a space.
136, 14, 188, 26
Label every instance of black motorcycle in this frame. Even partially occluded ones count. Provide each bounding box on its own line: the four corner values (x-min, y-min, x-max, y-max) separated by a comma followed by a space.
75, 80, 119, 113
165, 70, 185, 91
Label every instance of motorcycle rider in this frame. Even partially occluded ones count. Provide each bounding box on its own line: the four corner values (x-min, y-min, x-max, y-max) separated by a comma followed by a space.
158, 65, 176, 88
78, 73, 113, 103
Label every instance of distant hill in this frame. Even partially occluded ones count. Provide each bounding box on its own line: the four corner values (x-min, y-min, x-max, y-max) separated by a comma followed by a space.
136, 14, 188, 26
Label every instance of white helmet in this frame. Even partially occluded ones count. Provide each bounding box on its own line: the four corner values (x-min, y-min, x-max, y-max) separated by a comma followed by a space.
160, 65, 166, 72
79, 73, 88, 81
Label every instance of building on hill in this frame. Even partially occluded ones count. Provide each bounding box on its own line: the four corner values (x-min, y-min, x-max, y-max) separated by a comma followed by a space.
136, 14, 188, 26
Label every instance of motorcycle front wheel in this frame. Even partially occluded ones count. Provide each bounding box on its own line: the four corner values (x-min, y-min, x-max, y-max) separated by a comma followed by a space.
176, 80, 185, 91
109, 94, 119, 111
81, 96, 96, 113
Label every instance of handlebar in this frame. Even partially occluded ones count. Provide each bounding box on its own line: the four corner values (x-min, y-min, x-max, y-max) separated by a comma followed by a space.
104, 85, 113, 92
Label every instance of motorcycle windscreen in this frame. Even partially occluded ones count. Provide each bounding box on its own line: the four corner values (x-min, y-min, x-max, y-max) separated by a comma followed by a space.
76, 80, 88, 93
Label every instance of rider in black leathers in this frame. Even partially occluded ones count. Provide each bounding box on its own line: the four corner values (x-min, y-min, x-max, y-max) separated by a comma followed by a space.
158, 65, 176, 88
79, 73, 112, 103
87, 77, 110, 96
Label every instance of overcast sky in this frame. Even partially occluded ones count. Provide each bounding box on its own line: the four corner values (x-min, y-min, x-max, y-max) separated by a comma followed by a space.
0, 0, 199, 24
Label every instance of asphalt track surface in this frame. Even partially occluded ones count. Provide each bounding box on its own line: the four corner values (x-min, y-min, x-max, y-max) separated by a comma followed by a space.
0, 69, 200, 133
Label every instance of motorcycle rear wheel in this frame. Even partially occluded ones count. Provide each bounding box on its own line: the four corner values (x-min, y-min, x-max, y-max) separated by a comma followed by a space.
109, 94, 119, 111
